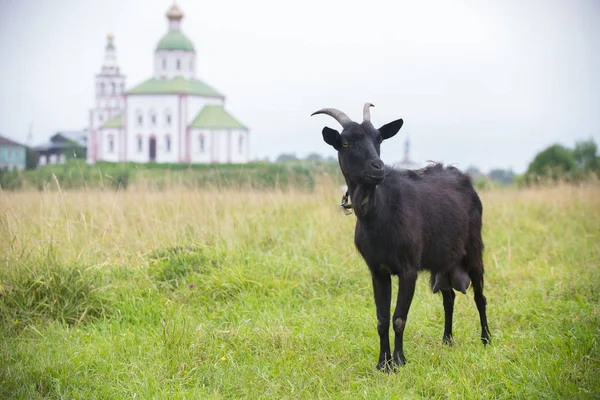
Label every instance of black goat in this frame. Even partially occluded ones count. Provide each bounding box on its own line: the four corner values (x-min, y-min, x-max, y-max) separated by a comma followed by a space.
311, 103, 490, 371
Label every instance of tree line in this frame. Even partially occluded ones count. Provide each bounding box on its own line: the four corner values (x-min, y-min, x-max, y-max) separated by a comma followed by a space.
521, 138, 598, 185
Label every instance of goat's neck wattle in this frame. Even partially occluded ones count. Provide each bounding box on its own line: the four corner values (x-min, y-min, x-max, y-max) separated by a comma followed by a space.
346, 179, 378, 220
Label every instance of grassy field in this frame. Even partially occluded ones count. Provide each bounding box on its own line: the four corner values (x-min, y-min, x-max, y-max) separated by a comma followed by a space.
0, 160, 343, 191
1, 182, 599, 399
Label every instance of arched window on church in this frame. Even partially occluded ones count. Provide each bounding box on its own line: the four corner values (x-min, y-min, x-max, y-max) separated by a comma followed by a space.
165, 110, 172, 127
165, 134, 171, 152
199, 134, 205, 153
111, 82, 116, 94
239, 134, 244, 154
136, 110, 143, 126
162, 58, 167, 70
137, 135, 143, 153
150, 110, 157, 126
108, 135, 114, 153
176, 59, 181, 71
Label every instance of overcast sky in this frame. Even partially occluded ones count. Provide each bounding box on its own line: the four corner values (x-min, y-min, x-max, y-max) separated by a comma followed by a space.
1, 0, 598, 173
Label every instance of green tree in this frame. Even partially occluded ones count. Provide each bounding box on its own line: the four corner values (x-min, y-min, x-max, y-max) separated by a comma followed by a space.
573, 139, 598, 172
526, 144, 576, 178
25, 148, 38, 170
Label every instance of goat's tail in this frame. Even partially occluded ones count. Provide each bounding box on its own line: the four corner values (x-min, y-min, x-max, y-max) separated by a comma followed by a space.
465, 192, 485, 289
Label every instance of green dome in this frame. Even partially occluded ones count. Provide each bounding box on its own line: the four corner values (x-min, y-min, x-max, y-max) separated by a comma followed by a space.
156, 31, 194, 51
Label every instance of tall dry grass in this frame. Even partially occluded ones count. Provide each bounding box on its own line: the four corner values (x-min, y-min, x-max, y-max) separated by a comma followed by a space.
1, 177, 339, 265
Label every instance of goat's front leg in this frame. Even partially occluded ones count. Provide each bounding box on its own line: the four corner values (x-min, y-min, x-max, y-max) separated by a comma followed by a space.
392, 269, 417, 366
371, 272, 392, 371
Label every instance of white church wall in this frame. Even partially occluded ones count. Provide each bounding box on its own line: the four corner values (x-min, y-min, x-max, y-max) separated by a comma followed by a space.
126, 94, 181, 163
154, 50, 196, 80
229, 130, 249, 164
100, 128, 120, 162
189, 128, 212, 163
187, 129, 248, 164
211, 130, 221, 163
218, 131, 229, 163
212, 130, 249, 164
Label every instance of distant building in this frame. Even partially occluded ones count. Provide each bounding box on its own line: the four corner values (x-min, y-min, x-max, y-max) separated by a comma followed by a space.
87, 4, 249, 165
393, 137, 422, 170
0, 135, 27, 171
34, 131, 88, 166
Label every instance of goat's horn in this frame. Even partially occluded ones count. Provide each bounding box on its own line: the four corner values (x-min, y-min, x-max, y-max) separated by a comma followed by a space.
310, 108, 353, 128
363, 103, 374, 121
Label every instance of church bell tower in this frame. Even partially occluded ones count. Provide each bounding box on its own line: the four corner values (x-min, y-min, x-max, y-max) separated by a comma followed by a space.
88, 34, 126, 163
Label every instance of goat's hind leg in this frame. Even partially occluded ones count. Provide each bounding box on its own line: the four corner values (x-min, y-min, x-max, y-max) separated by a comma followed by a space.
469, 269, 491, 345
441, 289, 456, 345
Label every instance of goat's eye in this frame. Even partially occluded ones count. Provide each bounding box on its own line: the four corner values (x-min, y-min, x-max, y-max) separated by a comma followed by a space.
342, 142, 349, 148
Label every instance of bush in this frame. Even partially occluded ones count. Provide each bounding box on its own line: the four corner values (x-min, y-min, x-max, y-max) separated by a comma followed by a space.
0, 260, 111, 329
148, 244, 222, 288
0, 168, 24, 190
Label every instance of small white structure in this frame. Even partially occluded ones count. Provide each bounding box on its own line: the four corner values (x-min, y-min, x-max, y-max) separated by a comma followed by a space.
87, 4, 249, 164
393, 137, 423, 170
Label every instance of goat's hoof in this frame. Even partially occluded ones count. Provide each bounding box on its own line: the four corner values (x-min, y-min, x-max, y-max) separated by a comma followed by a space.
481, 336, 491, 346
376, 352, 407, 372
443, 336, 453, 346
376, 360, 393, 373
393, 354, 407, 367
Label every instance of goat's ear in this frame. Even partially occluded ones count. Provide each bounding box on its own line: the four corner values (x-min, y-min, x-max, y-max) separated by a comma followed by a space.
322, 127, 341, 150
378, 119, 404, 140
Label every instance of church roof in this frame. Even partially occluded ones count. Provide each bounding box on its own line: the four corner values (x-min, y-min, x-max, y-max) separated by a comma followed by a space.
101, 115, 122, 129
156, 31, 194, 51
127, 77, 224, 98
190, 105, 247, 130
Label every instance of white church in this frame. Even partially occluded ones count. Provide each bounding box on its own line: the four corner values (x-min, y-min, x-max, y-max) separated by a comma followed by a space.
87, 4, 249, 165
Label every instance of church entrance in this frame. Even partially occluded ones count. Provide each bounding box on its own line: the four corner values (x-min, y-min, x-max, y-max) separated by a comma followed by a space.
149, 137, 156, 161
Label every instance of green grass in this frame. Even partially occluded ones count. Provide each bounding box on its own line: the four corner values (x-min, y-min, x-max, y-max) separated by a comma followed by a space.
1, 159, 344, 191
0, 184, 599, 399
